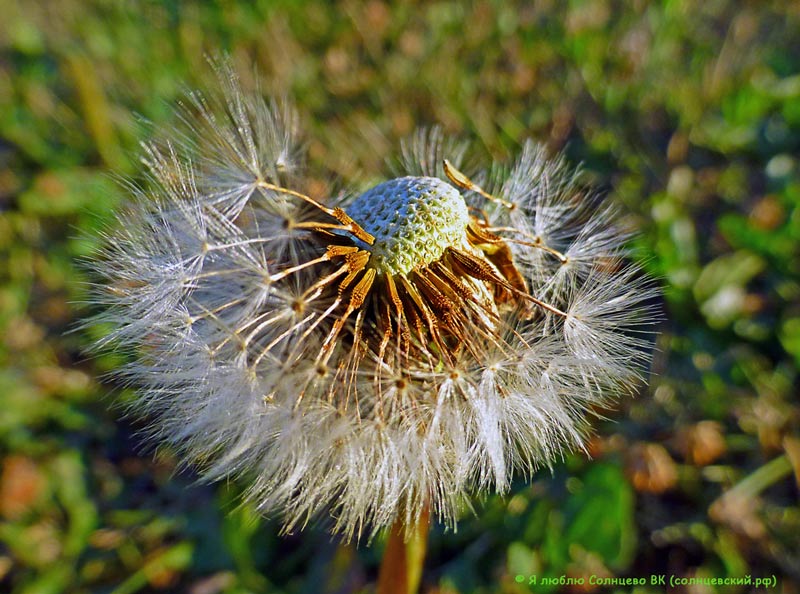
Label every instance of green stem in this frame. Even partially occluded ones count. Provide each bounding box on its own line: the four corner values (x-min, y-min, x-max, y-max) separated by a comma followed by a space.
725, 454, 792, 499
377, 506, 430, 594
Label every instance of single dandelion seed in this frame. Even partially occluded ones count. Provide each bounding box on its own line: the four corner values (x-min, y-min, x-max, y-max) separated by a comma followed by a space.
86, 63, 658, 567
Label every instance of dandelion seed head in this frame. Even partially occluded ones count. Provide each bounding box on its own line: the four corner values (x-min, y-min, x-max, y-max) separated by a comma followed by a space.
346, 176, 469, 275
86, 65, 659, 541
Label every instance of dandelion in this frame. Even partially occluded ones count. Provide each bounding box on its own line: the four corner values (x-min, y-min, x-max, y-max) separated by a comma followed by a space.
88, 64, 656, 587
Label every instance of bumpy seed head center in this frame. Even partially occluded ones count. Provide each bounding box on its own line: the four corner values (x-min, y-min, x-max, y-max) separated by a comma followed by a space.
346, 176, 469, 275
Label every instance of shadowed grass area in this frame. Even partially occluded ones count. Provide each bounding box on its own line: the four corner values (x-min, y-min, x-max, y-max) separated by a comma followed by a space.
1, 1, 798, 592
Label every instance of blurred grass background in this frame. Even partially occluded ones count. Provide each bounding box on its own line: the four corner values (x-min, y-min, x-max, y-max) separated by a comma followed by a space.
1, 0, 799, 592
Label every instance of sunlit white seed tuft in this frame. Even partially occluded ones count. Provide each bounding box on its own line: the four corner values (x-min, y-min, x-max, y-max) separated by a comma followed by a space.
86, 67, 659, 542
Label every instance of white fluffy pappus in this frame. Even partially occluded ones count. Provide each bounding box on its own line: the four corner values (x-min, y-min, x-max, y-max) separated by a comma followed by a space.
87, 65, 658, 541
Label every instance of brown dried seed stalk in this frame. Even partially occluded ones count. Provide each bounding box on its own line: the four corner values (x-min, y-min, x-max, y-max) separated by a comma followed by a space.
252, 170, 569, 404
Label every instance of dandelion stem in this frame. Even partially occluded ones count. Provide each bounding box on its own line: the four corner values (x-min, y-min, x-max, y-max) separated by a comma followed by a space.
377, 505, 430, 594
